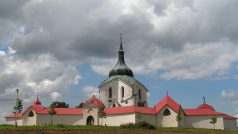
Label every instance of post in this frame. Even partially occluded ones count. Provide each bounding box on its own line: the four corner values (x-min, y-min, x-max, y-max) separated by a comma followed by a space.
16, 89, 19, 127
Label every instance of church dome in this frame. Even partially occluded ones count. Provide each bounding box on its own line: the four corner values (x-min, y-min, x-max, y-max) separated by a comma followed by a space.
109, 39, 134, 77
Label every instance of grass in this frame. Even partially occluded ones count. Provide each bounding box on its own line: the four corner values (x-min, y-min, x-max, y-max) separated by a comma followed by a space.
0, 124, 237, 133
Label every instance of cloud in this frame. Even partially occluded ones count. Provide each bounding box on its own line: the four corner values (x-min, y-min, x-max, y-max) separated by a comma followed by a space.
83, 86, 99, 98
0, 48, 81, 123
221, 90, 238, 114
50, 92, 62, 101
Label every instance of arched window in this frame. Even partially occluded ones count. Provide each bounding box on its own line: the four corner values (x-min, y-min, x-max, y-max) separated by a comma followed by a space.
163, 108, 171, 116
28, 111, 34, 117
109, 87, 112, 98
121, 86, 124, 98
138, 89, 141, 100
113, 104, 116, 107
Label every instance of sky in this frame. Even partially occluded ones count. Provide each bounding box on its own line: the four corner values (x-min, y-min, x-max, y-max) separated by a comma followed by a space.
0, 0, 238, 123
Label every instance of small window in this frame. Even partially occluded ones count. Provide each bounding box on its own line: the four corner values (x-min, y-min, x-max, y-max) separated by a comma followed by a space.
113, 104, 116, 107
28, 111, 34, 117
109, 87, 112, 98
121, 86, 124, 98
138, 89, 141, 100
163, 108, 171, 116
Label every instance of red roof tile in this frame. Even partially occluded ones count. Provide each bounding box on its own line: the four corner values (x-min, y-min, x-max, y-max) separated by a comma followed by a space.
84, 95, 103, 107
154, 95, 180, 113
105, 106, 156, 115
6, 97, 45, 118
223, 114, 237, 119
38, 108, 83, 115
184, 109, 223, 116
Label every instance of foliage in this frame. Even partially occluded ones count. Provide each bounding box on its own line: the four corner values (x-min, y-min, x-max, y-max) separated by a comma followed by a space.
50, 101, 69, 108
98, 107, 106, 118
138, 101, 147, 107
120, 121, 155, 129
13, 99, 23, 113
48, 106, 57, 125
76, 102, 84, 108
210, 116, 217, 129
176, 113, 183, 128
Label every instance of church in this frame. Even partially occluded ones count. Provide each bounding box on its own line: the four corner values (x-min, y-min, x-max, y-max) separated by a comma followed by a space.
5, 39, 237, 130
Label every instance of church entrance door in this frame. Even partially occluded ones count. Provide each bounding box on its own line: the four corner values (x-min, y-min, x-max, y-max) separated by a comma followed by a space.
86, 116, 94, 125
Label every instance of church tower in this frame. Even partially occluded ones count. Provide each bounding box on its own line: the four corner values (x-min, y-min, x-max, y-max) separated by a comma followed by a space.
99, 36, 148, 108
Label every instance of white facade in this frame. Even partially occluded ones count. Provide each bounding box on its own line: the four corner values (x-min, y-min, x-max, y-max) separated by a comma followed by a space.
184, 115, 224, 130
99, 78, 147, 108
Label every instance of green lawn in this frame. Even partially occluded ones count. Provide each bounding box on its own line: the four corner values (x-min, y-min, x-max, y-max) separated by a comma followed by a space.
0, 124, 237, 133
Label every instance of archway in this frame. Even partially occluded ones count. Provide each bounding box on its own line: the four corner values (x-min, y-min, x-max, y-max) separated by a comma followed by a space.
86, 116, 94, 125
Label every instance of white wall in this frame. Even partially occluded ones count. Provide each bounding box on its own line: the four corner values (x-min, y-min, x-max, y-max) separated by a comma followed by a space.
82, 105, 99, 125
224, 119, 237, 131
23, 109, 36, 126
99, 79, 118, 107
103, 113, 135, 126
136, 113, 156, 126
157, 106, 178, 127
5, 118, 23, 126
184, 115, 224, 130
118, 81, 134, 106
37, 114, 83, 125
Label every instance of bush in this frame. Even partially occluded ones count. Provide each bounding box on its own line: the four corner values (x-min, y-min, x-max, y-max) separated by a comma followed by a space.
120, 121, 155, 129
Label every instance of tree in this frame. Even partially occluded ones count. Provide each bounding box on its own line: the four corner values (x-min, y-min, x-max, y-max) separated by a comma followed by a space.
76, 102, 84, 108
136, 112, 142, 123
13, 98, 23, 127
48, 106, 57, 125
176, 113, 183, 128
210, 116, 217, 129
50, 101, 69, 108
98, 107, 106, 125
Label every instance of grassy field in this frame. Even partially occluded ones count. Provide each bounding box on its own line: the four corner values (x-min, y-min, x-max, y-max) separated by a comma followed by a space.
0, 124, 237, 133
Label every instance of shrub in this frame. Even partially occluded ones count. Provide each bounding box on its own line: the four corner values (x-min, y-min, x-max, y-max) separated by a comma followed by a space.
120, 121, 155, 129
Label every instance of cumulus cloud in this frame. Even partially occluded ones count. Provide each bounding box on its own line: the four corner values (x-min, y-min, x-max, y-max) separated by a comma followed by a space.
83, 86, 99, 98
221, 90, 238, 113
0, 48, 81, 122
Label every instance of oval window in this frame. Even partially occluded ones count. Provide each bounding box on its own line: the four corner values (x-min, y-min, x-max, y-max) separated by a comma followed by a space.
163, 108, 171, 116
28, 111, 34, 117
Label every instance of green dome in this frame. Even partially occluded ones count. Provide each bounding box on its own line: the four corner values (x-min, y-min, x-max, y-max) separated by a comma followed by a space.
109, 41, 134, 77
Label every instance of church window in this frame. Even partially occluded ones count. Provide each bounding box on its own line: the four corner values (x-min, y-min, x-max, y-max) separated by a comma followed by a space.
138, 89, 141, 100
163, 108, 171, 116
113, 104, 116, 107
109, 87, 112, 98
28, 111, 34, 117
121, 86, 124, 98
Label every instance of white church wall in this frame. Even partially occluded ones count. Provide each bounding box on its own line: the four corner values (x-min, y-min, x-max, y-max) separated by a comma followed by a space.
23, 109, 37, 126
184, 115, 224, 130
157, 106, 178, 127
104, 113, 135, 126
133, 82, 148, 106
136, 113, 156, 126
5, 118, 23, 126
82, 105, 99, 125
118, 80, 134, 106
99, 79, 118, 107
224, 119, 237, 131
37, 114, 83, 125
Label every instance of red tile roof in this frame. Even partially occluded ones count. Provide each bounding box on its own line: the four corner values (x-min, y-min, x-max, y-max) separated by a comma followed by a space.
105, 106, 156, 115
184, 109, 223, 116
38, 108, 83, 115
197, 103, 215, 111
84, 95, 103, 107
223, 114, 237, 119
6, 98, 45, 118
154, 95, 180, 113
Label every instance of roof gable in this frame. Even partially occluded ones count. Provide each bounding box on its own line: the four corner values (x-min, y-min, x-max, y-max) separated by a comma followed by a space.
154, 95, 180, 113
